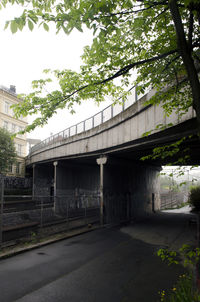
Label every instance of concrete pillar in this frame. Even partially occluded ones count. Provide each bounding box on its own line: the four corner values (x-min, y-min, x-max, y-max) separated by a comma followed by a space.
53, 161, 58, 211
96, 156, 107, 225
32, 164, 36, 199
53, 161, 58, 196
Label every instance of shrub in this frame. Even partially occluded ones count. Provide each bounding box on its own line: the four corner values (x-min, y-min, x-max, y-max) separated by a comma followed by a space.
188, 186, 200, 211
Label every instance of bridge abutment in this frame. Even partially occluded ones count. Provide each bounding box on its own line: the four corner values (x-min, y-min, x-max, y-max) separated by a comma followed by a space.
102, 159, 161, 223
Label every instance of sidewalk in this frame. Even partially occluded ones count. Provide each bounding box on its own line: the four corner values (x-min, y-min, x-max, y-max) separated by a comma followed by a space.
0, 224, 101, 260
121, 207, 197, 250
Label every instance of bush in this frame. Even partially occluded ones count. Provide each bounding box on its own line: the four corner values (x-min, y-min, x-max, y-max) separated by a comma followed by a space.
188, 186, 200, 211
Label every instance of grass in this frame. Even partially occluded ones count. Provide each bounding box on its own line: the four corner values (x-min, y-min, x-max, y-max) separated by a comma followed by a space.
158, 273, 200, 302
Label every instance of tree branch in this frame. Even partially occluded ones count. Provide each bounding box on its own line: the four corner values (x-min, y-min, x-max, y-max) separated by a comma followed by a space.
188, 11, 194, 50
51, 49, 178, 104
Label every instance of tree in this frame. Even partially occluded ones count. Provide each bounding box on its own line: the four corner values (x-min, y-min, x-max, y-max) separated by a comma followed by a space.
1, 0, 200, 134
0, 128, 17, 175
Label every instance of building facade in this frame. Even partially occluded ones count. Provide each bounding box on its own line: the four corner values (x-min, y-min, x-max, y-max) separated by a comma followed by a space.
0, 85, 28, 177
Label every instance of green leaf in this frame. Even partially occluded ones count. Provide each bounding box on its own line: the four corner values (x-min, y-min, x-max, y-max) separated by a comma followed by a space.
28, 19, 34, 31
43, 23, 49, 31
4, 21, 9, 30
10, 20, 18, 34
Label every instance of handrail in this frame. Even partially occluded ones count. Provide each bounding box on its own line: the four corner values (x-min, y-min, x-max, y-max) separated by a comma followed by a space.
30, 86, 143, 154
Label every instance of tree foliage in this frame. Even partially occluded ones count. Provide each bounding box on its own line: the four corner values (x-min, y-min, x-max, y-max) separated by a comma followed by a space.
0, 128, 17, 174
0, 0, 200, 133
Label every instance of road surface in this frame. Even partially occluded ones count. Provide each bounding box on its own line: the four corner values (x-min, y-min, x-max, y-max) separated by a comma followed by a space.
0, 211, 196, 302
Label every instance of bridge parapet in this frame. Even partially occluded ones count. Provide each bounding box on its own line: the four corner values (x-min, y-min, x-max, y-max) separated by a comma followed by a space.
27, 87, 195, 165
29, 86, 149, 154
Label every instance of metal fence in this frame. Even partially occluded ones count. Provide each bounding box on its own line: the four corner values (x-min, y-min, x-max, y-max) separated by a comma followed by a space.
160, 191, 189, 210
0, 180, 100, 245
30, 86, 148, 154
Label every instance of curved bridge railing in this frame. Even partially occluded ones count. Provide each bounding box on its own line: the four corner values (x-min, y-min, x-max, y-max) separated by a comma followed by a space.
30, 86, 143, 154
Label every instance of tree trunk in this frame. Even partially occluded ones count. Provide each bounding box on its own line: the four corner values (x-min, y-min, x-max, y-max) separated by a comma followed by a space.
169, 0, 200, 132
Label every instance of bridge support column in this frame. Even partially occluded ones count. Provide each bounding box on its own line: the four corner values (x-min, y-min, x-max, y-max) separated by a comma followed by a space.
96, 156, 107, 225
53, 161, 58, 211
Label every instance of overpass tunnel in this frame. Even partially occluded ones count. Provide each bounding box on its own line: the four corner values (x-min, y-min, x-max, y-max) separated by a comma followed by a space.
31, 157, 161, 224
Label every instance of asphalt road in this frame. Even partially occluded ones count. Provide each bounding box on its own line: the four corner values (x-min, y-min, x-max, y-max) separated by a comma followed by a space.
0, 211, 196, 302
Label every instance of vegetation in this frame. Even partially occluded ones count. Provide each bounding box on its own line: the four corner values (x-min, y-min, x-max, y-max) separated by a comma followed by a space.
160, 175, 180, 192
158, 274, 200, 302
0, 128, 16, 175
0, 0, 199, 139
157, 244, 200, 301
188, 185, 200, 210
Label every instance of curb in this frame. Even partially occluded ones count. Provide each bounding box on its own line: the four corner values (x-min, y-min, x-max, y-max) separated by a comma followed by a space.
0, 225, 101, 261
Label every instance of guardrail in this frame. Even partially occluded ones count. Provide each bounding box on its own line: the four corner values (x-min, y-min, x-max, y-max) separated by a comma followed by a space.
30, 86, 143, 154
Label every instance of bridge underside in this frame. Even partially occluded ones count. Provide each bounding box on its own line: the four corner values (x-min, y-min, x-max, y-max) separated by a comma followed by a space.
109, 118, 200, 166
27, 118, 200, 224
29, 156, 161, 224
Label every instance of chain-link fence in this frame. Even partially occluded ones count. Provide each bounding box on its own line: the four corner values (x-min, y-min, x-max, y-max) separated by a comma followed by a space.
0, 177, 4, 246
0, 187, 100, 245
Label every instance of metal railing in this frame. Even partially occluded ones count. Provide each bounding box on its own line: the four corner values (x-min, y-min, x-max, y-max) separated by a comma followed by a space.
0, 176, 101, 245
0, 191, 100, 245
160, 191, 189, 210
30, 86, 144, 154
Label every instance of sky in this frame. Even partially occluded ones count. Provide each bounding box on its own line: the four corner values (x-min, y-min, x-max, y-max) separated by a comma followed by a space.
0, 4, 112, 140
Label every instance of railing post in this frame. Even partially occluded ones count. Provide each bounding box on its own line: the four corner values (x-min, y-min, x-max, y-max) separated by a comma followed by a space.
0, 177, 4, 247
92, 116, 94, 128
101, 111, 103, 124
111, 105, 113, 118
135, 85, 138, 102
122, 100, 125, 111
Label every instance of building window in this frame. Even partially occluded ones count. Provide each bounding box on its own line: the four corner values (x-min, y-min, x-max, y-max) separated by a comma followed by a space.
15, 144, 22, 156
18, 126, 23, 137
12, 123, 16, 133
3, 121, 9, 130
10, 107, 14, 117
16, 162, 21, 174
18, 144, 22, 156
8, 164, 13, 173
4, 101, 9, 114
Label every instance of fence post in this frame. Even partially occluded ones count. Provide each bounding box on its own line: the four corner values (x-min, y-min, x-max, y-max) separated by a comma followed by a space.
85, 199, 87, 226
40, 198, 43, 228
0, 177, 4, 247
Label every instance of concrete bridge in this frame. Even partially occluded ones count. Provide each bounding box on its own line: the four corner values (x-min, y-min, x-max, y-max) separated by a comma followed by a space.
26, 88, 199, 224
